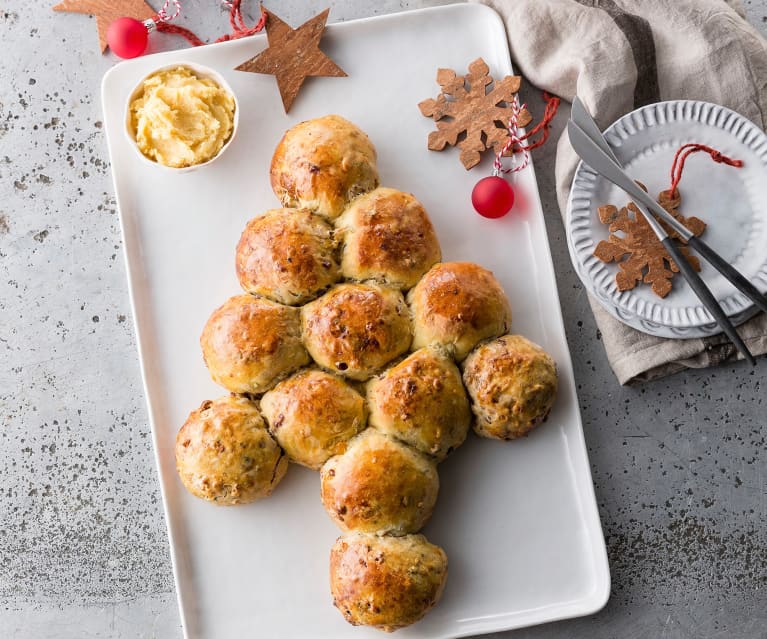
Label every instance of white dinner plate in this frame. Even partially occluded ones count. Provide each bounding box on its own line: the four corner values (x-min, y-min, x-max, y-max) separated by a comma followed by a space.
101, 4, 609, 638
566, 100, 767, 338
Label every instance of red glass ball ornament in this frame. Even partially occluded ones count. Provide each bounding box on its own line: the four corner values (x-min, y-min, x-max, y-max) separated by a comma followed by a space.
107, 17, 150, 59
471, 176, 515, 218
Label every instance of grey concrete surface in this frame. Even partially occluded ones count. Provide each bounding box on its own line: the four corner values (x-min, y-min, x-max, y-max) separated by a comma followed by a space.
1, 1, 765, 638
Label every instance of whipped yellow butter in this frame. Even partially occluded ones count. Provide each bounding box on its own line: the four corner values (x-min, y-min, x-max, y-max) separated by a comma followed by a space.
130, 66, 235, 168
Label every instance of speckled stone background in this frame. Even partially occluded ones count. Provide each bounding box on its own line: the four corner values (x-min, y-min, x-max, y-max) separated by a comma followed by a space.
1, 1, 765, 638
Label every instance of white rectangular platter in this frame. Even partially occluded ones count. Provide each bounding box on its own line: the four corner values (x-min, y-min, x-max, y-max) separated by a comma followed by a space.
101, 4, 610, 638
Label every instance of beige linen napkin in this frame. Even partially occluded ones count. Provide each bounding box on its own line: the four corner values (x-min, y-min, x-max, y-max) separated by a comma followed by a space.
475, 0, 767, 383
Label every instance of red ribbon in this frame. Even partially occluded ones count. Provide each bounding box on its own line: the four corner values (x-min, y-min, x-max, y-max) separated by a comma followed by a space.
669, 143, 743, 195
155, 0, 266, 47
514, 91, 560, 153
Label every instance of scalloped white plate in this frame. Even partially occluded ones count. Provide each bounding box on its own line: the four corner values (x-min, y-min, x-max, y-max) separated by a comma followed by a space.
566, 100, 767, 338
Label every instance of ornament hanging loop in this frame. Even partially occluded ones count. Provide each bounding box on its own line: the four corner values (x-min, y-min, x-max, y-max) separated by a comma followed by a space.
493, 95, 530, 176
668, 143, 743, 195
155, 0, 182, 23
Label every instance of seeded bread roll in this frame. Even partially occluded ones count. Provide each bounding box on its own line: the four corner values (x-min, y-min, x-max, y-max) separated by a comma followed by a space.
366, 347, 470, 461
330, 532, 448, 632
301, 283, 412, 381
175, 395, 288, 505
335, 187, 441, 290
462, 334, 558, 440
408, 261, 512, 361
200, 294, 309, 394
320, 429, 439, 535
235, 208, 340, 306
270, 115, 379, 220
260, 369, 367, 470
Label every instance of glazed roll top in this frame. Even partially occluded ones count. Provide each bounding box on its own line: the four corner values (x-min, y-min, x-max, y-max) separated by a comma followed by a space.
408, 261, 512, 361
270, 114, 380, 220
200, 294, 310, 395
462, 334, 558, 440
260, 368, 367, 470
335, 187, 441, 290
301, 283, 412, 381
330, 532, 448, 632
366, 346, 471, 461
235, 208, 341, 306
175, 395, 288, 505
320, 428, 439, 535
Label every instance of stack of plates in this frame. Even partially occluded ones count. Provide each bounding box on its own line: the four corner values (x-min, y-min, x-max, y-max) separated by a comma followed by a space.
565, 100, 767, 338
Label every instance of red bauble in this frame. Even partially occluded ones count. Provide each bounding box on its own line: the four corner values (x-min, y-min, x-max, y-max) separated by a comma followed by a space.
107, 17, 150, 59
471, 176, 515, 218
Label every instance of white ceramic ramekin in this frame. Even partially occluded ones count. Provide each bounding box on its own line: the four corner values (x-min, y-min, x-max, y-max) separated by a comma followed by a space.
124, 61, 240, 173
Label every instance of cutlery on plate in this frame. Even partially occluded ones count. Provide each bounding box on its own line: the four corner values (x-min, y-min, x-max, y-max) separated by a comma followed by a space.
568, 97, 762, 365
571, 98, 767, 318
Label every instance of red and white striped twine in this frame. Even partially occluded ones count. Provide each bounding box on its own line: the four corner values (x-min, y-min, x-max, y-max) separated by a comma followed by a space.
156, 0, 183, 22
492, 96, 530, 177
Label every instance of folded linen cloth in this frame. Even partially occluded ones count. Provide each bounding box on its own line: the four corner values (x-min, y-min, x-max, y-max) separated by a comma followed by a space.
475, 0, 767, 383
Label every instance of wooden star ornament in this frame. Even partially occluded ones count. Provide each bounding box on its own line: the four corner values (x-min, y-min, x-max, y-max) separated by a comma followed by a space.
235, 7, 347, 113
53, 0, 156, 53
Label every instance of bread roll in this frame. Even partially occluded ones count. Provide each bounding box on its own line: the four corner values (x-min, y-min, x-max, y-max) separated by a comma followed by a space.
366, 347, 470, 461
335, 187, 441, 290
260, 369, 367, 470
462, 334, 558, 440
301, 283, 411, 381
235, 208, 340, 305
408, 261, 511, 361
320, 429, 438, 535
200, 294, 309, 394
330, 532, 447, 632
175, 395, 287, 505
270, 115, 379, 220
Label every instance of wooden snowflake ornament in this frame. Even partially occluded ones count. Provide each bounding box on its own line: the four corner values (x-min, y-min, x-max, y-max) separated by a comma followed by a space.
418, 58, 532, 170
593, 190, 707, 298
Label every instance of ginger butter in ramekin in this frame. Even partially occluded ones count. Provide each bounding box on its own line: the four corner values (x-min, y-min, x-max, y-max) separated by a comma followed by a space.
126, 63, 239, 171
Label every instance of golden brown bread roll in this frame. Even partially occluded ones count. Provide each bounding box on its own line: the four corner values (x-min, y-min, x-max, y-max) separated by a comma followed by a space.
462, 334, 558, 440
270, 115, 379, 220
200, 294, 309, 394
334, 187, 441, 290
366, 346, 470, 461
408, 261, 512, 361
330, 532, 448, 632
175, 395, 288, 505
235, 208, 340, 306
301, 283, 411, 381
320, 428, 439, 535
260, 369, 367, 470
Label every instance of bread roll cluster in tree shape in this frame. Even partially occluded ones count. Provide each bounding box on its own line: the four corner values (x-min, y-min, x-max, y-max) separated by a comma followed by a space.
174, 114, 558, 632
